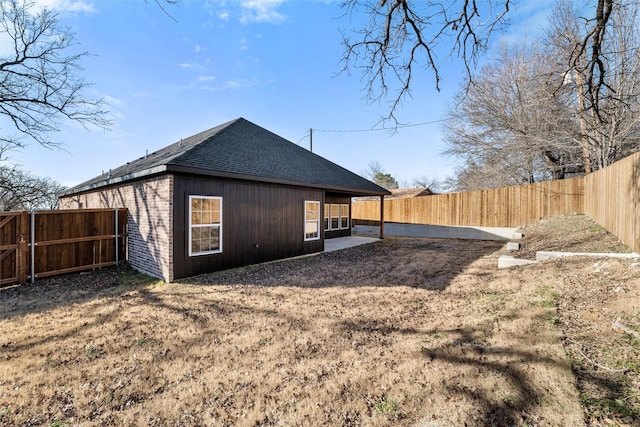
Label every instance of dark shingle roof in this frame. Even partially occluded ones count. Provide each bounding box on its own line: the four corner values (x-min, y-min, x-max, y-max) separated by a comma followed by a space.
61, 118, 390, 197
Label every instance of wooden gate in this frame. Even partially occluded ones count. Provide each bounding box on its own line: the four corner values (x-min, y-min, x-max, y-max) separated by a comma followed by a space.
0, 212, 28, 286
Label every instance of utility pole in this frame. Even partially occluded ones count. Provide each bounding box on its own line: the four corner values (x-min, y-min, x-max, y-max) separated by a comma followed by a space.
309, 128, 313, 152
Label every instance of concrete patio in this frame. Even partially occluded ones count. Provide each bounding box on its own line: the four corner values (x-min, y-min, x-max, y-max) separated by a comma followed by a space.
324, 236, 379, 252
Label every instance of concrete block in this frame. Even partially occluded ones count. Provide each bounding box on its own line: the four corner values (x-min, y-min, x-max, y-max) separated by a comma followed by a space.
536, 251, 640, 261
511, 232, 523, 239
498, 255, 537, 269
506, 242, 520, 251
352, 224, 516, 241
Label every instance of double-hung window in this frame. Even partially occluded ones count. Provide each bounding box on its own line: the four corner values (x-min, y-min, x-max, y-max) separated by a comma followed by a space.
304, 201, 320, 241
340, 204, 349, 229
324, 203, 350, 231
324, 203, 330, 231
189, 195, 222, 256
330, 204, 340, 230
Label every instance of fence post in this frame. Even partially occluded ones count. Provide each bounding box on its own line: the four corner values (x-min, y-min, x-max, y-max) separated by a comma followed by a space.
114, 207, 119, 266
30, 210, 35, 284
379, 196, 385, 240
17, 211, 29, 285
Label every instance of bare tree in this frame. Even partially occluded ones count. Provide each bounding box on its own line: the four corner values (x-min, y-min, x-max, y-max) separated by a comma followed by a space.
0, 0, 111, 150
361, 160, 385, 180
339, 0, 510, 123
568, 0, 614, 123
361, 160, 399, 189
442, 40, 586, 190
340, 0, 617, 124
548, 0, 640, 169
0, 164, 64, 210
444, 158, 540, 192
411, 175, 441, 192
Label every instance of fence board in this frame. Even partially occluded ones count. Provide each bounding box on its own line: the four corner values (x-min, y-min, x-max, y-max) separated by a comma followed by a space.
353, 154, 640, 254
584, 152, 640, 253
352, 177, 585, 229
0, 208, 127, 286
0, 213, 19, 285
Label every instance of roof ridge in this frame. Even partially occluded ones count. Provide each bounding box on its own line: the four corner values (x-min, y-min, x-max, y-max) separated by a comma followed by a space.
149, 117, 241, 165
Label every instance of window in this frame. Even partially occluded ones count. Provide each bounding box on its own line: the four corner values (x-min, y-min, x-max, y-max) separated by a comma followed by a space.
324, 203, 351, 231
189, 195, 222, 256
331, 204, 339, 230
324, 203, 330, 231
340, 204, 349, 229
305, 200, 320, 241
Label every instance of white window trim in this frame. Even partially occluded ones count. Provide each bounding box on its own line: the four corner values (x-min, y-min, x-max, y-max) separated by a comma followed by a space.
324, 203, 330, 231
330, 204, 340, 231
339, 204, 350, 230
304, 200, 321, 241
324, 203, 351, 231
188, 195, 223, 256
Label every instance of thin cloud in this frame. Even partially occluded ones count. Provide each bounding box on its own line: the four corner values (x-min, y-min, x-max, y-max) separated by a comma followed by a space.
240, 0, 286, 24
100, 94, 127, 123
0, 0, 95, 56
103, 94, 126, 109
34, 0, 97, 13
201, 78, 262, 91
178, 63, 194, 69
195, 75, 216, 82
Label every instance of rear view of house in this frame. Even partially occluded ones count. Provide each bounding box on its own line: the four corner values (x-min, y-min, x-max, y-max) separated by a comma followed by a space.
59, 118, 389, 281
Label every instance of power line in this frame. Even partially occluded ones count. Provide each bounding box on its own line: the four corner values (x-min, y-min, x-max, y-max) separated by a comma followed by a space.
295, 133, 309, 144
295, 118, 448, 147
312, 118, 448, 133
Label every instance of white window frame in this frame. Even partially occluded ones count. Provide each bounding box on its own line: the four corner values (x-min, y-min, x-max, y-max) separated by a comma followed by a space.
304, 200, 321, 241
324, 203, 330, 231
340, 204, 350, 229
188, 195, 223, 256
330, 203, 340, 230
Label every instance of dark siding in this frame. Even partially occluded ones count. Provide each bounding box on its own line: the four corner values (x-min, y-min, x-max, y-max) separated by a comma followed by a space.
324, 193, 352, 239
173, 174, 324, 280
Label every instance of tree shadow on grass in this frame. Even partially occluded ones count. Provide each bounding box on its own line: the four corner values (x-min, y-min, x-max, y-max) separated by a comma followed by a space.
191, 238, 505, 290
397, 323, 633, 425
418, 326, 556, 425
0, 264, 157, 321
4, 250, 634, 425
0, 237, 504, 321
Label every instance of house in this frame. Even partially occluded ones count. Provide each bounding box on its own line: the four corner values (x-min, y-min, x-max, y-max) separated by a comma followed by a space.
388, 187, 435, 199
354, 187, 435, 202
58, 118, 390, 281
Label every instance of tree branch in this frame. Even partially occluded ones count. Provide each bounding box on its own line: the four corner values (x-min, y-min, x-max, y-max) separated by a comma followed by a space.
339, 0, 510, 125
0, 0, 112, 148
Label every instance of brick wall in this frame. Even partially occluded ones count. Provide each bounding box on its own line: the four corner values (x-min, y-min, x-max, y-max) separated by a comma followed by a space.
59, 175, 174, 281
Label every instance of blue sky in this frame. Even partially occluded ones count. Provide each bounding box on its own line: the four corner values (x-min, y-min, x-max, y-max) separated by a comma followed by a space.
9, 0, 554, 188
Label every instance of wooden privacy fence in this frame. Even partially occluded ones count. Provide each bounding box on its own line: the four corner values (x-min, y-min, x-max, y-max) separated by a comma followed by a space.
584, 152, 640, 253
0, 208, 127, 286
352, 152, 640, 254
353, 177, 585, 228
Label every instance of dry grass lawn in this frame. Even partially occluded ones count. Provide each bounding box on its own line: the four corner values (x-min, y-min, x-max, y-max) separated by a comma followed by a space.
1, 215, 639, 426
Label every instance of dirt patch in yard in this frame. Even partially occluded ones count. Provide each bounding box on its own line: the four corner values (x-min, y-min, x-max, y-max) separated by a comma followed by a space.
515, 215, 633, 260
1, 215, 639, 426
